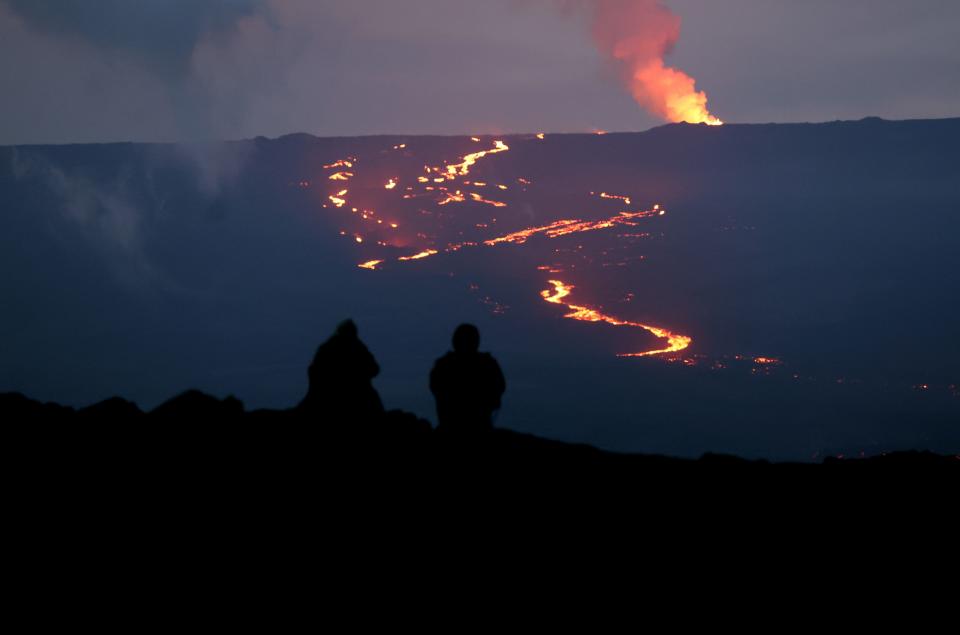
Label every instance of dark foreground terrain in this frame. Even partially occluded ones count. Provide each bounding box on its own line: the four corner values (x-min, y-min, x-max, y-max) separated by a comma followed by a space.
5, 389, 954, 479
5, 385, 957, 598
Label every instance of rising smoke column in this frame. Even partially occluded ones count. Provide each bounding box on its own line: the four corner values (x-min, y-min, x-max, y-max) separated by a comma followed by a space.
584, 0, 721, 125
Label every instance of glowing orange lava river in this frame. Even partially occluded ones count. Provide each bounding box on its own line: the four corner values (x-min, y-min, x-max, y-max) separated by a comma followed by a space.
310, 134, 700, 360
541, 281, 692, 357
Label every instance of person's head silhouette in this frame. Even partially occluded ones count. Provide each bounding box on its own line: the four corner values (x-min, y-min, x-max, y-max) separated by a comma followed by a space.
452, 323, 480, 354
336, 319, 358, 339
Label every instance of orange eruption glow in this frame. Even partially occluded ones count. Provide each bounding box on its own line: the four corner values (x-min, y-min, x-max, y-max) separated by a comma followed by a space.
357, 260, 382, 270
541, 280, 691, 357
385, 178, 397, 190
585, 0, 722, 125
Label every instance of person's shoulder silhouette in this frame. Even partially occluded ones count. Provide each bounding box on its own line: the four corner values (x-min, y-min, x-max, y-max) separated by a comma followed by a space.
430, 324, 505, 433
300, 319, 384, 421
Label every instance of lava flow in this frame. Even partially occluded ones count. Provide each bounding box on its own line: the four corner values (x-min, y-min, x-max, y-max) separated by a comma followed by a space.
444, 140, 509, 178
485, 207, 663, 246
308, 134, 695, 362
541, 280, 691, 357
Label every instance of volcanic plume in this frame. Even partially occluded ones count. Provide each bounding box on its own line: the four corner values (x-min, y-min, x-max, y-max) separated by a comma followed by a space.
582, 0, 721, 125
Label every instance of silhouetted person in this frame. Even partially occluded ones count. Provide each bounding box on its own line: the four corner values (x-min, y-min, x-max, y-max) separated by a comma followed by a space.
299, 319, 384, 422
430, 324, 505, 433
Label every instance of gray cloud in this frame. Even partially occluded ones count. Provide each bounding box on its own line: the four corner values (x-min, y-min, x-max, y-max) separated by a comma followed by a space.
0, 0, 957, 145
10, 148, 161, 289
2, 0, 264, 78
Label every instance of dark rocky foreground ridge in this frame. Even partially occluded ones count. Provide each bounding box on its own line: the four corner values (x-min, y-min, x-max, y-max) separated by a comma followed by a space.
5, 390, 953, 625
3, 381, 957, 583
3, 389, 955, 476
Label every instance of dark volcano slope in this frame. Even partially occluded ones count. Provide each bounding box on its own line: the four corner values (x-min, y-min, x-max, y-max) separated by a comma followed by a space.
1, 117, 959, 460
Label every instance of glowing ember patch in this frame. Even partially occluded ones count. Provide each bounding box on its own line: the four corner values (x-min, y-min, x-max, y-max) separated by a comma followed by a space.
358, 260, 382, 270
446, 140, 509, 177
390, 223, 398, 229
536, 133, 545, 140
469, 193, 507, 208
497, 185, 508, 190
385, 178, 397, 190
470, 136, 481, 142
393, 143, 406, 150
398, 249, 439, 261
417, 176, 429, 183
547, 219, 616, 238
485, 220, 579, 245
753, 357, 781, 365
354, 236, 363, 243
438, 191, 466, 206
472, 181, 487, 187
323, 159, 353, 169
599, 192, 632, 205
485, 208, 661, 245
328, 172, 353, 181
329, 195, 347, 207
541, 280, 690, 357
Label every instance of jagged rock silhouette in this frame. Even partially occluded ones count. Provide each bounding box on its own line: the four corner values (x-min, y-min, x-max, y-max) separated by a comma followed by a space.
151, 390, 245, 421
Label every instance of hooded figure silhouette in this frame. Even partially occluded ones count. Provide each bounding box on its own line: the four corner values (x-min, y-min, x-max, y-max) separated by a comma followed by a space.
299, 319, 384, 422
429, 324, 505, 433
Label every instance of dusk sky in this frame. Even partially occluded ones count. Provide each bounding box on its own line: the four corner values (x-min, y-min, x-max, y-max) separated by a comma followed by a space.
1, 0, 958, 144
